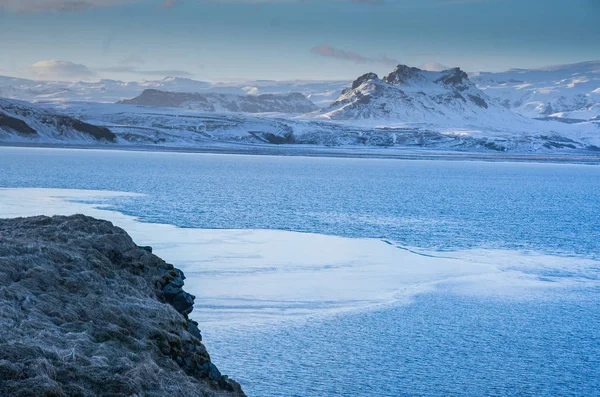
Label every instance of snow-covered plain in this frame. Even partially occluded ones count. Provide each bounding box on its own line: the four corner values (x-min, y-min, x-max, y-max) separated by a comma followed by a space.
2, 187, 598, 326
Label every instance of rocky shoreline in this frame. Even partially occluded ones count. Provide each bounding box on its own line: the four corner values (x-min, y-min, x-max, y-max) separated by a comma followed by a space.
0, 214, 245, 396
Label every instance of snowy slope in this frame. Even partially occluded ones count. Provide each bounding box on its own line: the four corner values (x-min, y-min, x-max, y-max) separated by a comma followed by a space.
0, 98, 116, 142
30, 101, 600, 152
472, 61, 600, 121
118, 89, 318, 114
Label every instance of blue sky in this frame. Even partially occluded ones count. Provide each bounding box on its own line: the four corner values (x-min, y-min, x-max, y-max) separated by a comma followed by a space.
0, 0, 598, 82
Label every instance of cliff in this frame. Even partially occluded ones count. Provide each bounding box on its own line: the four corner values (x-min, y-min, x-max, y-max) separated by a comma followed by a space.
0, 215, 245, 397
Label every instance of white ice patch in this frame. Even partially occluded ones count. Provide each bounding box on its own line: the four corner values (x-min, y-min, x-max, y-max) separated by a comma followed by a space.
1, 188, 598, 327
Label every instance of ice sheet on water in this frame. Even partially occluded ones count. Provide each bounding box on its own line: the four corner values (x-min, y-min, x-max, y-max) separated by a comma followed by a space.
1, 188, 598, 326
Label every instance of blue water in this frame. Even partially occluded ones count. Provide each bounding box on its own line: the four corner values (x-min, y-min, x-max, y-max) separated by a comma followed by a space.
1, 147, 599, 396
1, 148, 599, 258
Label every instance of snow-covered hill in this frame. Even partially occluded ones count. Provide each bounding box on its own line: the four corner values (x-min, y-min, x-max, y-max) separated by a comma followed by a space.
118, 89, 318, 114
0, 98, 116, 142
471, 61, 600, 121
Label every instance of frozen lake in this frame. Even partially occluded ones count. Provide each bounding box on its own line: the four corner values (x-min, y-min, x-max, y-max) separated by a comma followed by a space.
1, 147, 599, 396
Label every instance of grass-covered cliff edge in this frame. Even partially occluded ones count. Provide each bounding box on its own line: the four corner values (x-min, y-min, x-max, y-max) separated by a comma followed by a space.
0, 214, 245, 397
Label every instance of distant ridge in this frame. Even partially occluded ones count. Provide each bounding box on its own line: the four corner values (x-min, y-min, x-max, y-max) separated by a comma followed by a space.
118, 89, 318, 114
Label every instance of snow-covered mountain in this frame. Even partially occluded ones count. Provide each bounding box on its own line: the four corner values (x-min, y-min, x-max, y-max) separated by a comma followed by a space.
0, 98, 116, 142
0, 75, 348, 107
471, 61, 600, 121
315, 65, 526, 127
118, 89, 318, 114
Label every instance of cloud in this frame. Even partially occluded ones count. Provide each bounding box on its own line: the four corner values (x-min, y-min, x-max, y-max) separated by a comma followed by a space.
24, 60, 193, 80
311, 45, 368, 63
28, 60, 95, 80
96, 65, 194, 78
0, 0, 382, 13
0, 0, 142, 13
310, 45, 398, 66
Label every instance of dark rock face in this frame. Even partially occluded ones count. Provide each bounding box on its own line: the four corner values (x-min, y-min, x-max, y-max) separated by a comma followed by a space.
468, 94, 489, 109
435, 67, 469, 86
351, 72, 379, 90
383, 65, 422, 85
119, 89, 318, 114
0, 112, 37, 136
54, 116, 117, 142
160, 269, 195, 315
0, 215, 244, 397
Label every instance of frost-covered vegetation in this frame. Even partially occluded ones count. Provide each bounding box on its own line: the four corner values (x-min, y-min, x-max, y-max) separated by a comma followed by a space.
0, 215, 244, 397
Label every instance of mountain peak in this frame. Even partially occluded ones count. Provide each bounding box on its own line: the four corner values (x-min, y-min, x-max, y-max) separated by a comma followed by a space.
436, 67, 469, 86
382, 65, 423, 85
351, 72, 379, 90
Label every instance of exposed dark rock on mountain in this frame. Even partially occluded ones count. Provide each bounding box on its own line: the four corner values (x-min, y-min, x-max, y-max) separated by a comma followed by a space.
434, 67, 469, 87
382, 65, 422, 85
54, 116, 116, 142
351, 73, 379, 90
0, 215, 244, 397
0, 98, 117, 142
0, 112, 37, 136
119, 89, 318, 114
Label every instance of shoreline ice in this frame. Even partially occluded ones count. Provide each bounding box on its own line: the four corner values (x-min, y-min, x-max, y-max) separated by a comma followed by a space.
1, 187, 598, 327
1, 143, 599, 165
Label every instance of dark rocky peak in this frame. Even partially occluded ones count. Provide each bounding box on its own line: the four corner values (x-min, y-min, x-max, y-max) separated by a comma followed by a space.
436, 67, 469, 86
383, 65, 422, 85
351, 72, 379, 90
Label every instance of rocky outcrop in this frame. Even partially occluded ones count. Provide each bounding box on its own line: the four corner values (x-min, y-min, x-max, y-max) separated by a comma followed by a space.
382, 65, 422, 85
351, 73, 379, 90
0, 215, 244, 397
435, 67, 469, 87
118, 89, 318, 114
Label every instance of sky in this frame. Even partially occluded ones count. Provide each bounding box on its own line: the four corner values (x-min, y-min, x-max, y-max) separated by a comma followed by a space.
0, 0, 598, 82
